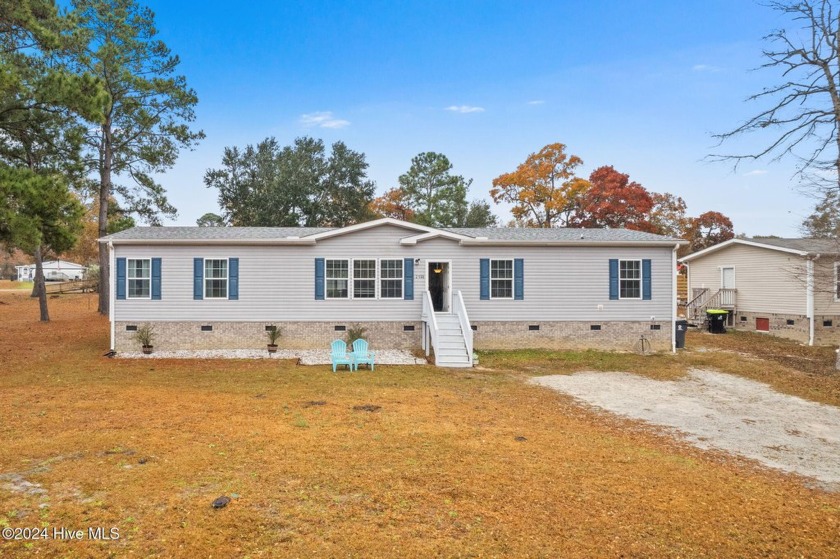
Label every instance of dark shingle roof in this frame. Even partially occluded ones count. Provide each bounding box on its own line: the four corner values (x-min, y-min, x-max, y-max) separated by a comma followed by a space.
746, 237, 840, 253
102, 226, 333, 241
446, 227, 678, 242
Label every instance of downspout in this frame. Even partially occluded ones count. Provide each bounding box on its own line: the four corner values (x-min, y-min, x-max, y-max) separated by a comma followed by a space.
672, 243, 679, 353
109, 241, 115, 351
807, 254, 819, 346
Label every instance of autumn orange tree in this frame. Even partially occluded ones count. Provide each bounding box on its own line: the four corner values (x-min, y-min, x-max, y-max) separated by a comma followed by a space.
570, 166, 656, 231
682, 211, 734, 255
368, 188, 415, 221
490, 143, 590, 227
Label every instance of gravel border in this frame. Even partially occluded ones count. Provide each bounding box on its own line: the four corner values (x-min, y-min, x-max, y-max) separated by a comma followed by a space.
117, 348, 427, 365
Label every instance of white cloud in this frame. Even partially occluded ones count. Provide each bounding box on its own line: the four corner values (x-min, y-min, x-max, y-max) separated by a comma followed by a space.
527, 100, 545, 105
743, 169, 768, 177
692, 64, 721, 72
445, 105, 485, 114
299, 111, 350, 129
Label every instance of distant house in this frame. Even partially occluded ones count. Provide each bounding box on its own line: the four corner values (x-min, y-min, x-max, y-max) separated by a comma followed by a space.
100, 218, 685, 365
681, 237, 840, 345
15, 260, 87, 282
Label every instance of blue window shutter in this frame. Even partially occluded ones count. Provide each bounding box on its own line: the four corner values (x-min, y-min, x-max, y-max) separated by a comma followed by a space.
609, 259, 619, 300
315, 258, 325, 300
642, 259, 652, 300
193, 258, 203, 300
116, 258, 126, 300
404, 258, 414, 300
480, 259, 490, 300
151, 258, 162, 300
228, 258, 239, 300
514, 258, 524, 300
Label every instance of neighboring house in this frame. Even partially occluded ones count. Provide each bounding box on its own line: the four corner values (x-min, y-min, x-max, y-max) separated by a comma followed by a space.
100, 218, 684, 365
681, 237, 840, 345
15, 260, 87, 282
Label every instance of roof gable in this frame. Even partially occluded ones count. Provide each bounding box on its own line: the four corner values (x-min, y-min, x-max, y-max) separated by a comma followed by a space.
680, 238, 822, 262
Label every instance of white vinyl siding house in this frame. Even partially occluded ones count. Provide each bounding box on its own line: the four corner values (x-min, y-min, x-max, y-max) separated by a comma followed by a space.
16, 260, 87, 282
102, 218, 683, 359
681, 237, 840, 345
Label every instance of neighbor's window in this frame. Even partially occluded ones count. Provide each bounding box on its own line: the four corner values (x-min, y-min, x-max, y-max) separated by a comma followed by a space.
353, 259, 376, 299
380, 259, 403, 299
835, 262, 840, 301
204, 259, 228, 299
490, 259, 513, 299
326, 259, 349, 299
127, 259, 151, 298
619, 259, 641, 299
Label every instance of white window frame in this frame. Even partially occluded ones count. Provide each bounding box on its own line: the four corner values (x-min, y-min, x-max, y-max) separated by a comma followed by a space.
204, 258, 229, 300
127, 258, 151, 300
834, 262, 840, 302
325, 258, 350, 299
618, 259, 642, 300
490, 259, 514, 300
379, 258, 403, 299
352, 258, 377, 300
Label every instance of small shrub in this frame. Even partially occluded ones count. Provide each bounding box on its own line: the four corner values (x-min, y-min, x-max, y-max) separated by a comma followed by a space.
345, 324, 367, 345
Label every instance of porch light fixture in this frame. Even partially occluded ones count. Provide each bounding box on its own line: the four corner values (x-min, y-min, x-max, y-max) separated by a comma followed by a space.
433, 265, 442, 274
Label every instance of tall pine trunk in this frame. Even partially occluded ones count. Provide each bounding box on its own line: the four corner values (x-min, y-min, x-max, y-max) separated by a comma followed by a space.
97, 121, 112, 316
34, 246, 49, 322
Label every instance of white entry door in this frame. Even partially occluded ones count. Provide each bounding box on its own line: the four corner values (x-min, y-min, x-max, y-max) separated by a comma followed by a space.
721, 267, 735, 289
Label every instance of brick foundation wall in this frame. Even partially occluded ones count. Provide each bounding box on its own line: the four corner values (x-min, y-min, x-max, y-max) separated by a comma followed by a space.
116, 320, 674, 353
472, 321, 672, 352
730, 311, 840, 346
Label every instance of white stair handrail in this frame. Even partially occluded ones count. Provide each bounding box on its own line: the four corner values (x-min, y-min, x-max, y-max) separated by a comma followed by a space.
421, 290, 440, 363
454, 290, 473, 365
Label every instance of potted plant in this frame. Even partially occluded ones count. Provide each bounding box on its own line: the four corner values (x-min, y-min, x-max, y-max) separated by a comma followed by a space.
266, 326, 281, 353
345, 324, 367, 345
134, 323, 155, 354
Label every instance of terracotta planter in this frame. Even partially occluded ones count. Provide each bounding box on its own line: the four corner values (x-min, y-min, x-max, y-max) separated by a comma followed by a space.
267, 344, 278, 354
142, 345, 153, 355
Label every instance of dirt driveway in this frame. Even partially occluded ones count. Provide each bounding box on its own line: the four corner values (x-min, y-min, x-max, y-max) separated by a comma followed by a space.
533, 369, 840, 490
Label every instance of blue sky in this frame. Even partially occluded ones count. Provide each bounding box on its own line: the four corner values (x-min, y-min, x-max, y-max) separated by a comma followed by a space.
142, 0, 814, 236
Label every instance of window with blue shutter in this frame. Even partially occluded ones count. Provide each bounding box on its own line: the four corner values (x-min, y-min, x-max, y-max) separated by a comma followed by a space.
609, 259, 619, 300
193, 258, 203, 300
151, 258, 161, 300
514, 258, 524, 300
404, 258, 414, 300
315, 258, 325, 300
642, 259, 652, 300
228, 258, 239, 300
116, 258, 126, 300
480, 259, 490, 300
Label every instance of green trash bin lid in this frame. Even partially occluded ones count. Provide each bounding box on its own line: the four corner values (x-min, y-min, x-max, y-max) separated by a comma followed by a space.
706, 309, 728, 315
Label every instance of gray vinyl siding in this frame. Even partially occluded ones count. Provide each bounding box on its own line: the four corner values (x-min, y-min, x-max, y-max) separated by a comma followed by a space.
114, 224, 674, 322
687, 244, 806, 315
813, 259, 840, 315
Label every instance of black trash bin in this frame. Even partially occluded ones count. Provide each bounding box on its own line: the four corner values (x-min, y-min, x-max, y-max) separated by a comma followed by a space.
706, 309, 728, 334
675, 319, 688, 348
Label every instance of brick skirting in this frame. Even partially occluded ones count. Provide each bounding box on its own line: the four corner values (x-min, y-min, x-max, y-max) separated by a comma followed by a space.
115, 319, 673, 353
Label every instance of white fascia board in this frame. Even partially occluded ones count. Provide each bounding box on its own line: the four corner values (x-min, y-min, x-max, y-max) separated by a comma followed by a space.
99, 238, 317, 246
680, 238, 808, 262
457, 239, 685, 248
400, 230, 471, 245
305, 217, 448, 241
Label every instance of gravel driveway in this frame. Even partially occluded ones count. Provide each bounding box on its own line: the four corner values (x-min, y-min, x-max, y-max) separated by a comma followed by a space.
532, 369, 840, 490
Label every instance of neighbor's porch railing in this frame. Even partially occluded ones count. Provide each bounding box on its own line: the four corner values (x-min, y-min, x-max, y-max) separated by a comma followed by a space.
454, 290, 473, 366
686, 288, 737, 319
421, 290, 440, 364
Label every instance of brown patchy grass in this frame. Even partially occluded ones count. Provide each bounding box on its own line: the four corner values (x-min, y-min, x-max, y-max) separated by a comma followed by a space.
1, 292, 839, 558
0, 280, 31, 290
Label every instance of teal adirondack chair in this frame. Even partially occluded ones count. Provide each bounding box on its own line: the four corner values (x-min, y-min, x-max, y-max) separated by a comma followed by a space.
331, 340, 354, 372
351, 339, 375, 371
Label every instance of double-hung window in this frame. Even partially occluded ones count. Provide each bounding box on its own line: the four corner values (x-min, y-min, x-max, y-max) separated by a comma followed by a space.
380, 259, 403, 299
490, 259, 513, 299
619, 260, 641, 299
205, 259, 228, 299
127, 259, 151, 298
326, 259, 349, 299
353, 259, 376, 299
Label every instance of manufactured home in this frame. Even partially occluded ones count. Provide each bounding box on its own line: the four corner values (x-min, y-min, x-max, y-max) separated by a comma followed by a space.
681, 237, 840, 345
101, 218, 684, 366
15, 260, 87, 282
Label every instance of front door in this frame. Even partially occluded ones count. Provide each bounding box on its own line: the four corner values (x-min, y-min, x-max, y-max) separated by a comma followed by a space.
427, 261, 450, 312
721, 267, 735, 289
